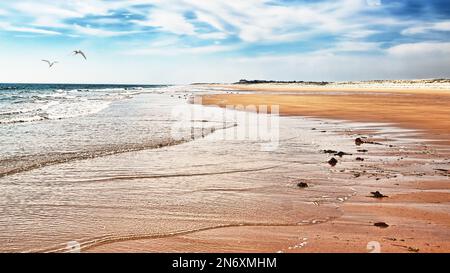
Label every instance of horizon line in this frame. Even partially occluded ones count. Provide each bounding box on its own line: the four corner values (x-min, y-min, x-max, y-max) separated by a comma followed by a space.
1, 77, 450, 86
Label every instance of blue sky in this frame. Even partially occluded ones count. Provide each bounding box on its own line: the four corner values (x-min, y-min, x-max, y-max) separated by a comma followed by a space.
0, 0, 450, 84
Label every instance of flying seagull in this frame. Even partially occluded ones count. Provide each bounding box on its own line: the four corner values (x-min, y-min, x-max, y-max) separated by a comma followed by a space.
73, 50, 87, 60
42, 60, 58, 68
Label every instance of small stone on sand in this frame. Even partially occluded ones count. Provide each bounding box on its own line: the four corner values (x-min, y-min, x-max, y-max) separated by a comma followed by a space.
374, 222, 389, 228
355, 137, 364, 146
328, 157, 338, 166
335, 151, 352, 157
370, 191, 388, 198
408, 247, 419, 252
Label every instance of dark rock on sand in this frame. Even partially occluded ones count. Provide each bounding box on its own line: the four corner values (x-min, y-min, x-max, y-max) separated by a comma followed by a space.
356, 157, 365, 161
357, 149, 368, 153
335, 151, 352, 157
374, 222, 389, 228
408, 247, 420, 252
328, 157, 338, 166
297, 182, 308, 188
355, 137, 364, 146
355, 137, 383, 146
323, 149, 338, 154
370, 191, 388, 198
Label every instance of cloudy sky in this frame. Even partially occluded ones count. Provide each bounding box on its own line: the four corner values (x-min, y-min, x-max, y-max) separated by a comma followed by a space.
0, 0, 450, 84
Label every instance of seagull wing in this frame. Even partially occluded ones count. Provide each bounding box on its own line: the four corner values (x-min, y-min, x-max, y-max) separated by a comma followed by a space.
79, 51, 87, 60
42, 60, 51, 67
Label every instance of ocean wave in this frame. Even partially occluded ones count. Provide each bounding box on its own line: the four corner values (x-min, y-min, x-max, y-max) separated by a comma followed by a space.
0, 103, 48, 117
0, 100, 111, 125
0, 85, 156, 125
0, 110, 26, 116
0, 115, 47, 124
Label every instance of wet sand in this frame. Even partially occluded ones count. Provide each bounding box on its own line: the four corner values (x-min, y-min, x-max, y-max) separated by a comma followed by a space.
89, 139, 450, 253
89, 137, 450, 253
87, 85, 450, 253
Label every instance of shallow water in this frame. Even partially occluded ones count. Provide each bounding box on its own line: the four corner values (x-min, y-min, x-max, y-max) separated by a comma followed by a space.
0, 85, 229, 177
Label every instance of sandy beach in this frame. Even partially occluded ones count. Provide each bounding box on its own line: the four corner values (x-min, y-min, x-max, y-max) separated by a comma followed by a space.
1, 83, 449, 253
86, 82, 450, 253
202, 82, 450, 144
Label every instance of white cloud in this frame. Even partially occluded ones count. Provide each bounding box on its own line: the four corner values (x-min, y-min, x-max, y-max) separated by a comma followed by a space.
124, 35, 238, 56
0, 22, 61, 35
387, 42, 450, 56
343, 29, 380, 39
195, 11, 226, 32
197, 32, 228, 40
72, 24, 141, 37
366, 0, 381, 7
402, 21, 450, 35
332, 41, 382, 52
7, 0, 131, 30
124, 0, 393, 43
128, 43, 237, 56
32, 17, 67, 29
0, 0, 420, 44
13, 2, 83, 18
134, 9, 196, 35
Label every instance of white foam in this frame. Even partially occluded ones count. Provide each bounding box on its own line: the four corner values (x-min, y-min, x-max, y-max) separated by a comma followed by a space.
0, 87, 141, 124
44, 100, 111, 120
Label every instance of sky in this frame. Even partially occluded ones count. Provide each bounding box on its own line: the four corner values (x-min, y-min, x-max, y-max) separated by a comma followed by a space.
0, 0, 450, 84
